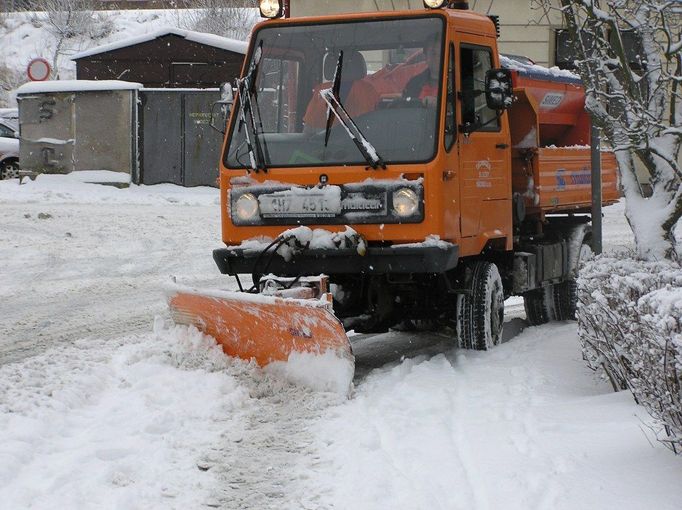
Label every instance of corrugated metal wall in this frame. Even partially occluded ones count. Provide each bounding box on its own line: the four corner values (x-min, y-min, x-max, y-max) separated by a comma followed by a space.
139, 89, 222, 187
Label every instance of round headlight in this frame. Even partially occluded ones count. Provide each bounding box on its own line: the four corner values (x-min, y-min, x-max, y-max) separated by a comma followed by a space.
423, 0, 447, 8
235, 193, 259, 221
392, 188, 419, 217
259, 0, 282, 18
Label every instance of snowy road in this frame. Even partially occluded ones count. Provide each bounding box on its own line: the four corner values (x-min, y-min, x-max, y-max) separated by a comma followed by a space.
0, 194, 221, 364
1, 175, 680, 509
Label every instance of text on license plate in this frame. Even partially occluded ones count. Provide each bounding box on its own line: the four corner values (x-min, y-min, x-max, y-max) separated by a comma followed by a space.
258, 193, 342, 218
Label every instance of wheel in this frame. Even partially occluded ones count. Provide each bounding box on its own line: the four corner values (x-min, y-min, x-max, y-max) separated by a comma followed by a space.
552, 279, 578, 320
524, 288, 549, 325
523, 286, 555, 326
0, 159, 20, 180
457, 261, 504, 350
552, 239, 592, 321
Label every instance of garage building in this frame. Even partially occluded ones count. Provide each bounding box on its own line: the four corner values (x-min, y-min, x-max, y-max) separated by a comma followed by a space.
72, 27, 247, 88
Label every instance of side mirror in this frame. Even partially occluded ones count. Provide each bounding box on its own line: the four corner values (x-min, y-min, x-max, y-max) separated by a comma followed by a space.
210, 82, 236, 134
485, 68, 513, 110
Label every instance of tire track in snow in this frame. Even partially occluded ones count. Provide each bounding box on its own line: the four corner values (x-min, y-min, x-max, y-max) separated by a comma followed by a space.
445, 352, 490, 510
454, 332, 568, 509
199, 376, 342, 510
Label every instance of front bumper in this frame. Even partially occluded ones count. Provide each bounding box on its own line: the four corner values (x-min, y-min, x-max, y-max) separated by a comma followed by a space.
214, 244, 459, 276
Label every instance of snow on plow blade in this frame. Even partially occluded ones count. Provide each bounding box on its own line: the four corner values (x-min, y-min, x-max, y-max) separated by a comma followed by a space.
167, 282, 354, 384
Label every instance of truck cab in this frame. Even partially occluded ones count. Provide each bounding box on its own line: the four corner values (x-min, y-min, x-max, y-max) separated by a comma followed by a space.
221, 8, 507, 248
212, 4, 618, 346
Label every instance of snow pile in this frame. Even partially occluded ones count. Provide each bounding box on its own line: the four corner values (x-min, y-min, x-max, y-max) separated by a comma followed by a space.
308, 324, 682, 509
500, 55, 581, 84
578, 254, 682, 452
0, 172, 219, 206
266, 349, 354, 397
227, 225, 367, 260
393, 234, 454, 250
0, 319, 253, 509
276, 225, 367, 261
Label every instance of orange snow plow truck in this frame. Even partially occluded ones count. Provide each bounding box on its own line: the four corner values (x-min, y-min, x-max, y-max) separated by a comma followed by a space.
169, 1, 619, 374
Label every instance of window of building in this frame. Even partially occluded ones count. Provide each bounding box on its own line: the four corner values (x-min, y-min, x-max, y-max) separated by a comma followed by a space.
610, 29, 645, 71
555, 28, 645, 71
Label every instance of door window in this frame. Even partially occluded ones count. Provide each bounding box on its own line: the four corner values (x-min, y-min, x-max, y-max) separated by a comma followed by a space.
460, 45, 499, 131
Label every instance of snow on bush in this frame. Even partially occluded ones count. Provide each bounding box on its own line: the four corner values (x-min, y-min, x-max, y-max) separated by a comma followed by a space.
578, 253, 682, 452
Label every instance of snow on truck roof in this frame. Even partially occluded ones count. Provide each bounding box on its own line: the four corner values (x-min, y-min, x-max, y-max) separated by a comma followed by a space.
500, 55, 582, 86
16, 80, 143, 95
70, 27, 248, 61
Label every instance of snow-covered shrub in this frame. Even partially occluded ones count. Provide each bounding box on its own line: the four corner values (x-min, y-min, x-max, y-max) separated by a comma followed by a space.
86, 11, 114, 41
30, 0, 96, 39
176, 0, 256, 40
578, 254, 682, 452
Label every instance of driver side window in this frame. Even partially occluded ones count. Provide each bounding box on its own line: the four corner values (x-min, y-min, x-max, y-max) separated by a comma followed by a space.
460, 45, 499, 131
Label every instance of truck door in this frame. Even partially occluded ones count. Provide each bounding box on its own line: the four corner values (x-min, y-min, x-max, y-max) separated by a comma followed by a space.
456, 40, 512, 246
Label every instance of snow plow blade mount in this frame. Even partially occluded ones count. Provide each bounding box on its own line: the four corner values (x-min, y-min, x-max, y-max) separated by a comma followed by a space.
167, 279, 354, 369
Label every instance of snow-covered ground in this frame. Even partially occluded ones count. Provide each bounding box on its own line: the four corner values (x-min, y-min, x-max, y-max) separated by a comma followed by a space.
0, 174, 679, 509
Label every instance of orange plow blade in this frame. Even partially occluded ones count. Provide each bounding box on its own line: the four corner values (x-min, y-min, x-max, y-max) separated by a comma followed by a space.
167, 285, 354, 368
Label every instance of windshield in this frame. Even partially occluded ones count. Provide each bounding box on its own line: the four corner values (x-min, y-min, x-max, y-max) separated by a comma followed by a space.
225, 16, 444, 169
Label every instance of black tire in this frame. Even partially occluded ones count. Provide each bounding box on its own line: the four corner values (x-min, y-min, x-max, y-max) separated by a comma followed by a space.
523, 286, 555, 326
457, 261, 504, 350
0, 159, 20, 180
552, 279, 578, 320
552, 239, 591, 321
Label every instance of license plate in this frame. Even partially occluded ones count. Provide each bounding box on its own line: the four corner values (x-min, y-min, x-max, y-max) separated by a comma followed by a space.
258, 192, 342, 218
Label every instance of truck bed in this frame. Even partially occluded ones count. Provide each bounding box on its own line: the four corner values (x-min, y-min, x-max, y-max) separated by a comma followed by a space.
512, 146, 619, 214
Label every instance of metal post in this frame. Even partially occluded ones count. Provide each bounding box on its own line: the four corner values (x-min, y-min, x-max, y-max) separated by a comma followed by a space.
590, 121, 603, 255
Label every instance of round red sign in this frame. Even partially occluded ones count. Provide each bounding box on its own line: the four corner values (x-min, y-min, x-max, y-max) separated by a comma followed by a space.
27, 58, 51, 82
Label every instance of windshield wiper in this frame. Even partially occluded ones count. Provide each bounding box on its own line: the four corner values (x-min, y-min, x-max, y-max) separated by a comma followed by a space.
236, 40, 268, 173
320, 51, 386, 170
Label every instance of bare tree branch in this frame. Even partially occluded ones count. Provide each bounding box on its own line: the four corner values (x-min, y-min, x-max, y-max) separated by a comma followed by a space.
536, 0, 682, 260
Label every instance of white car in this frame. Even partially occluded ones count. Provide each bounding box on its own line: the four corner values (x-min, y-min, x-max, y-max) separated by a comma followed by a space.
0, 119, 20, 180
